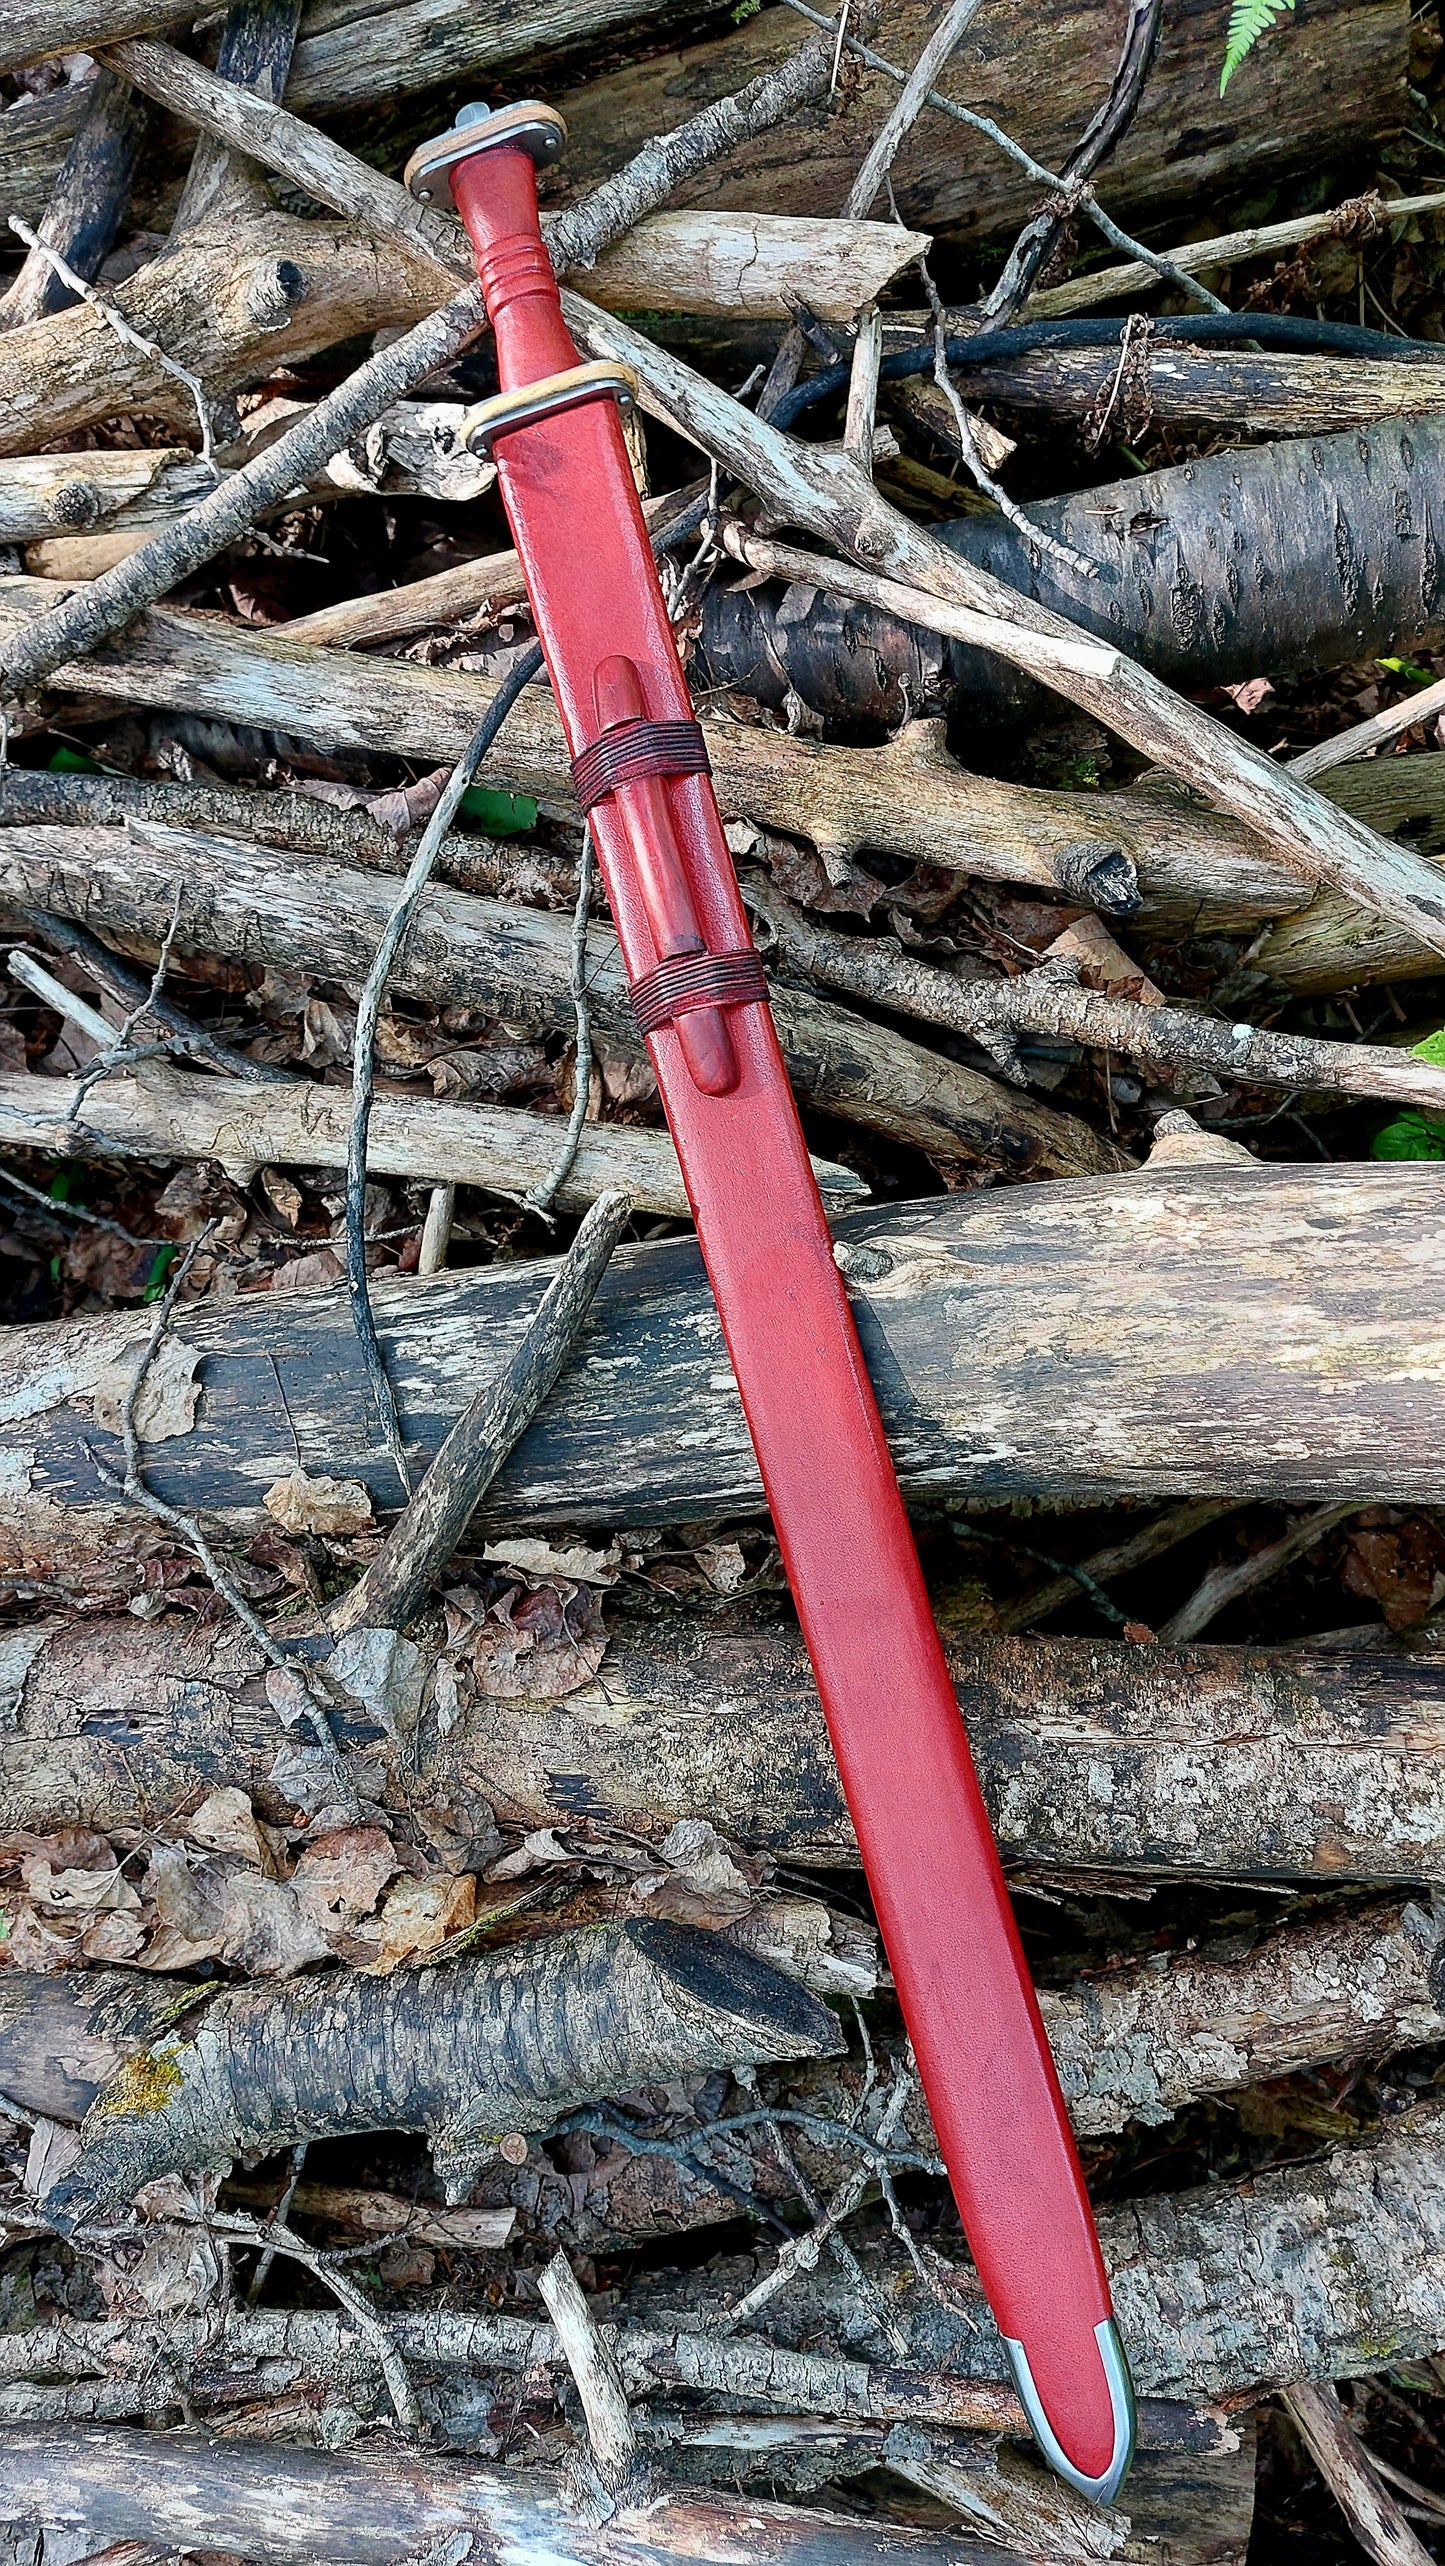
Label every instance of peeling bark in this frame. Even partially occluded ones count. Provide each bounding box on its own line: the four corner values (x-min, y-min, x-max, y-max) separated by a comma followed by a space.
37, 1920, 839, 2227
0, 1171, 1437, 1535
3, 1610, 1445, 1886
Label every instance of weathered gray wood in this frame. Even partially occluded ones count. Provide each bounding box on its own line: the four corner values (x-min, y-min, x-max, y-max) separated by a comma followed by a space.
0, 212, 438, 458
5, 577, 1440, 944
0, 817, 1127, 1177
0, 2427, 1014, 2566
0, 1170, 1437, 1533
4, 1605, 1445, 1885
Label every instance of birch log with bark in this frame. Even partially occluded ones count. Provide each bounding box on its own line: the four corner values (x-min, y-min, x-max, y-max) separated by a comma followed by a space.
0, 1168, 1436, 1531
3, 1606, 1445, 1884
0, 818, 1126, 1178
565, 301, 1445, 963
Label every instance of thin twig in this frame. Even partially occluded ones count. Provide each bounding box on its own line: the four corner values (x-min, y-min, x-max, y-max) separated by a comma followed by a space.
0, 1162, 167, 1249
537, 2251, 639, 2505
527, 825, 597, 1219
6, 216, 216, 471
1283, 2382, 1435, 2566
917, 255, 1095, 578
346, 643, 544, 1497
842, 0, 989, 218
7, 901, 291, 1082
331, 1185, 631, 1639
245, 2141, 307, 2307
205, 2209, 422, 2436
88, 1228, 346, 1767
1160, 1505, 1360, 1643
778, 0, 1227, 312
1289, 670, 1445, 779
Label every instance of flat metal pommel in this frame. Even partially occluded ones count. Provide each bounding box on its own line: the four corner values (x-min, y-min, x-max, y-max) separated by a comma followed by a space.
404, 100, 567, 202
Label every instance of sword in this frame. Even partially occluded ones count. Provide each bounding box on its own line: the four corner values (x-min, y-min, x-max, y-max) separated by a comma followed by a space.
404, 99, 1135, 2504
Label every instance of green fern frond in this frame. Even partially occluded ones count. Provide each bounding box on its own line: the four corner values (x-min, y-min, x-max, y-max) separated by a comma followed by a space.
1219, 0, 1294, 91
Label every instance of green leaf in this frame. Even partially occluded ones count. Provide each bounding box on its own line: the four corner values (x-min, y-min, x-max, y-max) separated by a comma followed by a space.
46, 745, 101, 773
1219, 0, 1294, 91
1410, 1025, 1445, 1068
1378, 657, 1435, 686
459, 783, 537, 837
142, 1244, 178, 1302
1373, 1109, 1445, 1159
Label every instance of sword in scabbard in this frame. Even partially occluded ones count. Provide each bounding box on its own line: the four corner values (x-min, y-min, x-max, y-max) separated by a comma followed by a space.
405, 98, 1135, 2506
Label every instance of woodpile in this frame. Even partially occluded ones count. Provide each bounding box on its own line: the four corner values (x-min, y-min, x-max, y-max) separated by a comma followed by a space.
2, 0, 1445, 2557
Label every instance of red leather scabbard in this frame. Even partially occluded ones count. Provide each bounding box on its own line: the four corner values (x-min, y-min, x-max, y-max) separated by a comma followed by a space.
435, 117, 1134, 2503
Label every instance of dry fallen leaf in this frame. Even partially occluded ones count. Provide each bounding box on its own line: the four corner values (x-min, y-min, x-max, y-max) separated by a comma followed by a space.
143, 1842, 332, 1977
264, 1471, 374, 1537
292, 1825, 400, 1934
92, 1336, 201, 1443
184, 1786, 270, 1869
366, 1870, 476, 1973
467, 1577, 608, 1699
483, 1538, 622, 1588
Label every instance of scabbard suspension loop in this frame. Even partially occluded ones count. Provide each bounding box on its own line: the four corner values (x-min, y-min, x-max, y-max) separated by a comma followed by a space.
629, 949, 769, 1039
571, 716, 711, 812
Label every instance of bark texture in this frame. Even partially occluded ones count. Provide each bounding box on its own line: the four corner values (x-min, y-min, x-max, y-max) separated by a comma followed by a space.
0, 2428, 1009, 2566
636, 2089, 1445, 2405
41, 1920, 840, 2227
3, 576, 1434, 940
0, 213, 437, 457
550, 0, 1404, 253
3, 1610, 1445, 1885
6, 1901, 1438, 2257
0, 1171, 1438, 1529
698, 416, 1445, 719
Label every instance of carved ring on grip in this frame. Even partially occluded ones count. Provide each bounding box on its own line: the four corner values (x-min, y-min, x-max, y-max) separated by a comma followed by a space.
630, 949, 769, 1039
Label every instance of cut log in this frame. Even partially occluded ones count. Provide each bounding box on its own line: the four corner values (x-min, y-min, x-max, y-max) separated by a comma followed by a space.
0, 817, 1128, 1178
0, 212, 438, 458
926, 346, 1445, 435
699, 416, 1445, 714
551, 0, 1404, 254
0, 1168, 1437, 1533
4, 1603, 1445, 1884
4, 576, 1440, 949
6, 1900, 1438, 2252
0, 1066, 864, 1217
0, 2427, 1011, 2566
